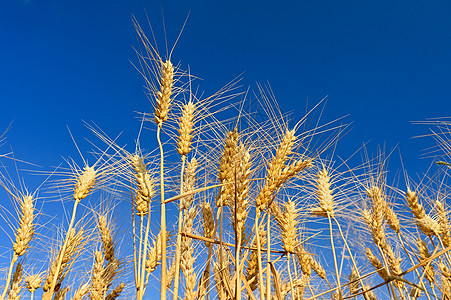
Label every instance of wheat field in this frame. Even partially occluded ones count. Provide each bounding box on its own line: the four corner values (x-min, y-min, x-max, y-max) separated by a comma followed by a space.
1, 18, 451, 300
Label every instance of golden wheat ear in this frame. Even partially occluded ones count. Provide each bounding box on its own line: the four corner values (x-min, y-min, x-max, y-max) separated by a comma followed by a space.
7, 262, 23, 300
89, 250, 106, 300
71, 282, 90, 300
13, 194, 35, 257
105, 282, 125, 300
155, 60, 174, 125
25, 274, 42, 294
1, 194, 35, 300
97, 214, 115, 262
177, 101, 196, 156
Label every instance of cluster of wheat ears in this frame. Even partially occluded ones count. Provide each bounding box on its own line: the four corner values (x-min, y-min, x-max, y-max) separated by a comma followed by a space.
1, 20, 451, 300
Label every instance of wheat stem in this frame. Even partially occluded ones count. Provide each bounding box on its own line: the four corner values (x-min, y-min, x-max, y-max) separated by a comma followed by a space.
266, 215, 272, 300
0, 254, 18, 300
328, 213, 342, 298
173, 155, 186, 300
157, 124, 168, 300
255, 214, 265, 300
287, 253, 295, 300
47, 200, 80, 298
138, 190, 153, 299
333, 217, 371, 300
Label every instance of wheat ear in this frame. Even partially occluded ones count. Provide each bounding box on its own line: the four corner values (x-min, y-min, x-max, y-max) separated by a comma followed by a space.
145, 231, 163, 273
155, 60, 174, 124
312, 167, 335, 217
366, 248, 390, 280
417, 238, 436, 284
130, 155, 154, 217
436, 200, 451, 247
216, 128, 240, 207
7, 262, 22, 300
25, 274, 41, 300
54, 287, 69, 300
1, 194, 34, 300
98, 214, 115, 262
177, 101, 195, 156
105, 283, 125, 300
89, 250, 106, 300
406, 189, 440, 237
71, 283, 90, 300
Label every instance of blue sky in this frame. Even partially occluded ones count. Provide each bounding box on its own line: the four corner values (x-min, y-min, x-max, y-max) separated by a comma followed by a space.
1, 0, 450, 189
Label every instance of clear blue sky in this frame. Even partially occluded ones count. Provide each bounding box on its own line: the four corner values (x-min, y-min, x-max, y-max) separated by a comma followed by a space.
1, 0, 450, 188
